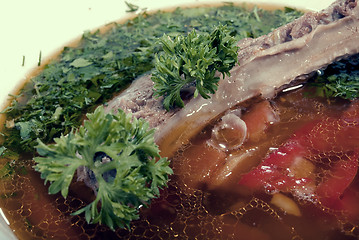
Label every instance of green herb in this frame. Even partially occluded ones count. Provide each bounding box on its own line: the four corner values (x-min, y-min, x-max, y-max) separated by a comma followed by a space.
0, 159, 26, 180
1, 4, 302, 155
0, 192, 17, 199
38, 51, 42, 66
0, 146, 6, 156
152, 25, 239, 110
33, 106, 172, 230
125, 1, 140, 13
0, 162, 14, 179
308, 54, 359, 99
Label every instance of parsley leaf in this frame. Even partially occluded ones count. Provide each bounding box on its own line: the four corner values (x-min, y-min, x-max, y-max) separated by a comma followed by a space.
33, 106, 172, 230
151, 25, 239, 110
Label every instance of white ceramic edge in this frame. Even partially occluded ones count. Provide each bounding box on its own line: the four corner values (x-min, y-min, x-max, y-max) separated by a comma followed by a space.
0, 0, 333, 239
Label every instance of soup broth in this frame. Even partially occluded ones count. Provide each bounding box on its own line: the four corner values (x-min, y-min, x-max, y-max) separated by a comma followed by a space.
1, 86, 358, 240
169, 87, 358, 239
0, 2, 358, 240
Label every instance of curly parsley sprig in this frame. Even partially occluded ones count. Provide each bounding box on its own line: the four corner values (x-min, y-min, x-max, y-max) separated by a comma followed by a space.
151, 25, 239, 110
33, 106, 172, 230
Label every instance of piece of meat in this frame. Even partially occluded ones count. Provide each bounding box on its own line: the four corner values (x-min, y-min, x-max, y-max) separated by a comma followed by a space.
104, 75, 178, 129
105, 0, 359, 159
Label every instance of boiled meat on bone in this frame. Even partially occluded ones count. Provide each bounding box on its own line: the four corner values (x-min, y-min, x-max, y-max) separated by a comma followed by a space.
105, 0, 359, 158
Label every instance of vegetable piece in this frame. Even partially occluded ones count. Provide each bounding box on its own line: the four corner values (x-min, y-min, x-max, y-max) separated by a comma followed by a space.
271, 193, 301, 217
151, 25, 239, 110
33, 106, 172, 230
238, 138, 312, 194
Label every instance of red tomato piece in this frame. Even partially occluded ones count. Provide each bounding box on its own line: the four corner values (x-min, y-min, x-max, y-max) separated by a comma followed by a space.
238, 138, 311, 194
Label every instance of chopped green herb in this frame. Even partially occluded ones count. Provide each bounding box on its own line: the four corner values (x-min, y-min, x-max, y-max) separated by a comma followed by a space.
0, 192, 18, 199
0, 159, 25, 179
0, 146, 6, 156
69, 58, 93, 68
151, 25, 239, 110
25, 218, 33, 230
0, 162, 14, 179
125, 1, 140, 13
33, 106, 172, 230
308, 54, 359, 100
38, 51, 42, 66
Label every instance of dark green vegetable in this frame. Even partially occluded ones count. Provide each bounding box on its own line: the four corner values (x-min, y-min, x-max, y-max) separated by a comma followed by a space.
308, 54, 359, 100
152, 25, 239, 110
33, 106, 172, 230
1, 4, 303, 155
